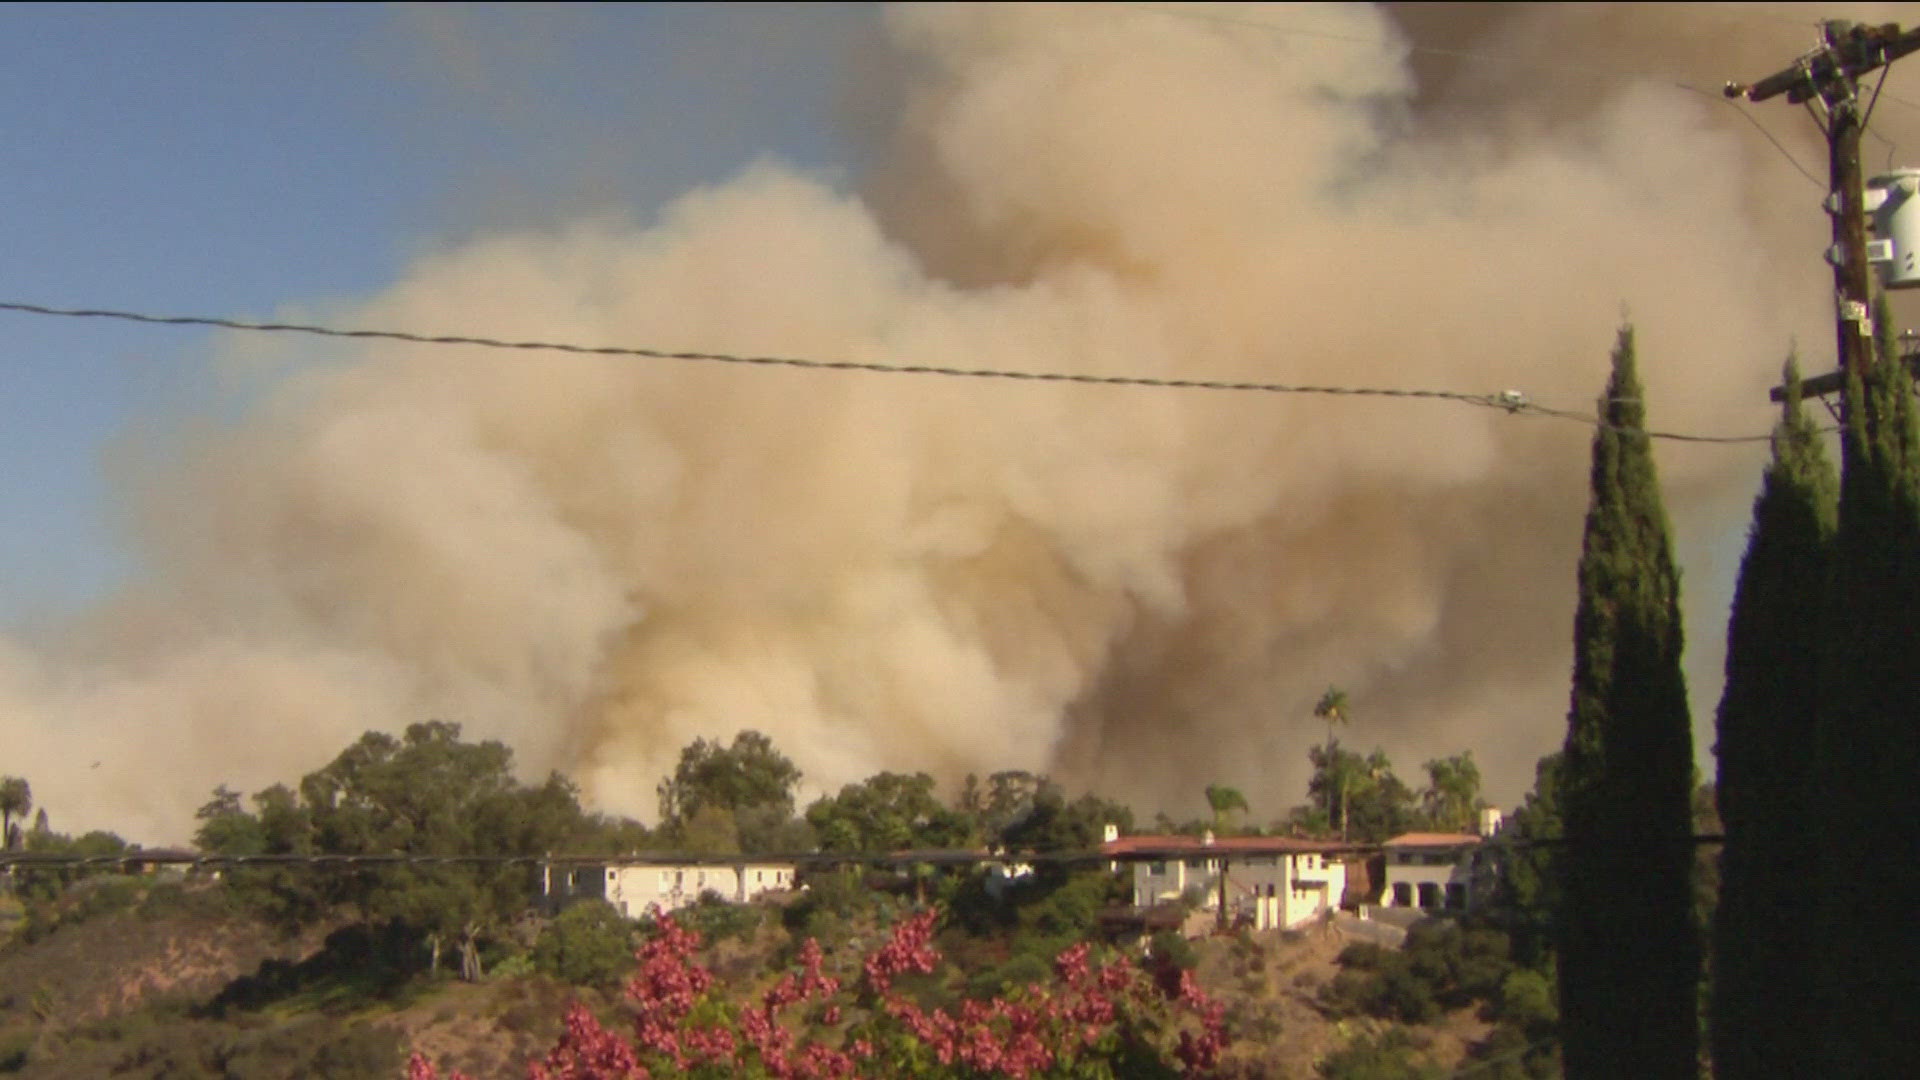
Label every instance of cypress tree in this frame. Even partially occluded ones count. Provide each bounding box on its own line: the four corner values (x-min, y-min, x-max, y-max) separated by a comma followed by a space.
1816, 299, 1920, 1076
1557, 326, 1699, 1080
1710, 355, 1835, 1080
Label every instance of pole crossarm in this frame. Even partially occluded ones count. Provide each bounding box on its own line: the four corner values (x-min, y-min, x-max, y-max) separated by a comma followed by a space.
1725, 22, 1920, 106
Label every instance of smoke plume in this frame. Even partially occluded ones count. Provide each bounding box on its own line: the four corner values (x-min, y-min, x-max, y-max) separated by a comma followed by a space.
7, 2, 1915, 842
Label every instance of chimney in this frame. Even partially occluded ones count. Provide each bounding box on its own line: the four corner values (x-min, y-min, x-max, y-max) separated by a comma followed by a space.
1202, 829, 1215, 846
1477, 806, 1504, 838
1103, 822, 1119, 844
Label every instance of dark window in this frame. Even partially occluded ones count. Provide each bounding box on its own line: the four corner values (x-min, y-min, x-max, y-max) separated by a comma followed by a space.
1392, 882, 1414, 906
1148, 861, 1167, 876
1417, 882, 1441, 909
1446, 883, 1467, 909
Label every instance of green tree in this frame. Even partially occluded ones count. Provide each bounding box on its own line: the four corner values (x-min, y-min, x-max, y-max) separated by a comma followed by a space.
1556, 327, 1698, 1078
1420, 752, 1482, 833
1815, 298, 1920, 1074
532, 900, 635, 988
1203, 783, 1250, 832
677, 805, 742, 855
1710, 356, 1834, 1080
999, 788, 1133, 857
1491, 752, 1565, 967
656, 729, 801, 825
240, 722, 596, 981
1313, 688, 1352, 837
0, 776, 29, 849
1304, 745, 1416, 843
807, 771, 972, 853
193, 783, 267, 856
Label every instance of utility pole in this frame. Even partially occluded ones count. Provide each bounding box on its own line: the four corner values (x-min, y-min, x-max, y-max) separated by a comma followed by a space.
1728, 21, 1920, 405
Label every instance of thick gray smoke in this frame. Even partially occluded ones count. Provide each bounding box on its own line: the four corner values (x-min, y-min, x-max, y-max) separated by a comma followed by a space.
6, 2, 1915, 842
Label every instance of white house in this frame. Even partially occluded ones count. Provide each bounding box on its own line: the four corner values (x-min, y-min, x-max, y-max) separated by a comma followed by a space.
543, 860, 797, 918
1379, 808, 1503, 912
1101, 830, 1354, 931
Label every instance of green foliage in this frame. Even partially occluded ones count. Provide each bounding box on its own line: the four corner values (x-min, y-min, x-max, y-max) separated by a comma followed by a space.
1303, 744, 1418, 842
1814, 297, 1920, 1076
656, 729, 801, 826
997, 788, 1132, 855
532, 900, 635, 988
1419, 752, 1482, 834
782, 868, 893, 947
0, 777, 29, 850
1558, 327, 1699, 1078
204, 921, 425, 1016
1495, 968, 1556, 1031
1317, 1027, 1445, 1080
90, 1012, 404, 1080
1486, 753, 1563, 967
200, 722, 613, 981
676, 892, 767, 947
1324, 920, 1544, 1061
1711, 354, 1834, 1080
1146, 930, 1196, 973
1204, 783, 1250, 830
807, 771, 972, 853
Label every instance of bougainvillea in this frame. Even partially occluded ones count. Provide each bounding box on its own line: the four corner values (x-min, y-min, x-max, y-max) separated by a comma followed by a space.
408, 907, 1227, 1079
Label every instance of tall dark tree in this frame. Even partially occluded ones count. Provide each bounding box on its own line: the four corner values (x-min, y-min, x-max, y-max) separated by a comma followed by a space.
1815, 300, 1920, 1075
1557, 327, 1698, 1079
1710, 356, 1835, 1080
0, 776, 29, 850
1491, 752, 1566, 968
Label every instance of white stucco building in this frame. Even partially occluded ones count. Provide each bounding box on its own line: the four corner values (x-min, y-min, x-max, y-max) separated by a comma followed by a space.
543, 860, 796, 918
1379, 810, 1503, 912
1101, 830, 1354, 931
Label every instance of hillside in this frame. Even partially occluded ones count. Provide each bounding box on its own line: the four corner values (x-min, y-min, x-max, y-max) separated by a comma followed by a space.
0, 873, 1519, 1079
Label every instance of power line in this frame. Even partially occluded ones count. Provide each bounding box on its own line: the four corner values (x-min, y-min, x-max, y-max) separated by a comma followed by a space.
0, 833, 1728, 872
0, 299, 1786, 445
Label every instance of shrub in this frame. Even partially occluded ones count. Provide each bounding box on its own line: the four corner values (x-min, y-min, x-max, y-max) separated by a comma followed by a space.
1318, 1027, 1445, 1080
532, 901, 634, 989
410, 908, 1232, 1080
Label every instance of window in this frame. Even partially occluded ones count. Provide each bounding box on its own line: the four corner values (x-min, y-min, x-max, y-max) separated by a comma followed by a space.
659, 870, 669, 889
1392, 882, 1414, 906
1418, 882, 1441, 909
1185, 858, 1207, 870
1148, 861, 1167, 876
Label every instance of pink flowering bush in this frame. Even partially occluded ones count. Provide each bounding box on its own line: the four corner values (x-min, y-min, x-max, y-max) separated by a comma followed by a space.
409, 907, 1228, 1079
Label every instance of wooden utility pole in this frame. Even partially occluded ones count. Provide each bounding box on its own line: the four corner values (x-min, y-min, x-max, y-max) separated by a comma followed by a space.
1728, 21, 1920, 403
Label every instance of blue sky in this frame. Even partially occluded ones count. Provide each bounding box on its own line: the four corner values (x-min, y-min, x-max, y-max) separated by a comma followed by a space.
0, 3, 876, 624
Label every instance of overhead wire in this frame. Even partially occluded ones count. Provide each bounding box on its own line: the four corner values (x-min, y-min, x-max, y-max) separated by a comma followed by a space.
0, 832, 1729, 872
0, 299, 1789, 445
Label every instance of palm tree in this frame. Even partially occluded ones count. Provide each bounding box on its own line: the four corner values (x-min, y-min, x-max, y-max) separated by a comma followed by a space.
0, 777, 30, 850
1313, 688, 1352, 839
1205, 783, 1250, 832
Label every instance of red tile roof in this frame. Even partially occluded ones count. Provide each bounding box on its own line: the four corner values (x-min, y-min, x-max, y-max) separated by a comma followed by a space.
1100, 834, 1361, 857
1381, 832, 1482, 848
